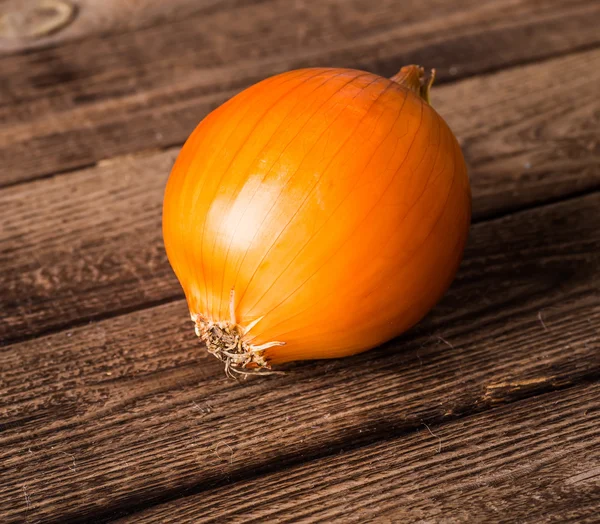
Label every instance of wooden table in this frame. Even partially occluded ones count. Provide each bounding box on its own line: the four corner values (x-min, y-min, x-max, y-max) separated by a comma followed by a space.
1, 1, 599, 522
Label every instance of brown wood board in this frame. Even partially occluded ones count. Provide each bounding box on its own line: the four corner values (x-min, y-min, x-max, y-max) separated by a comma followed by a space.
1, 192, 599, 523
1, 0, 598, 185
2, 2, 600, 521
0, 0, 253, 55
121, 382, 600, 523
2, 49, 599, 343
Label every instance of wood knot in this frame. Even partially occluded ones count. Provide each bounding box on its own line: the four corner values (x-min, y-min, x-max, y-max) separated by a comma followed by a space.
0, 0, 76, 40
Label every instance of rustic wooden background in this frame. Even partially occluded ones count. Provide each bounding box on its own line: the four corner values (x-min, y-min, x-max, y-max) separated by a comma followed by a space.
1, 0, 599, 522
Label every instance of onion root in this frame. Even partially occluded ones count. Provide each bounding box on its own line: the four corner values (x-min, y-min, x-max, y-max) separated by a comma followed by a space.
191, 292, 285, 378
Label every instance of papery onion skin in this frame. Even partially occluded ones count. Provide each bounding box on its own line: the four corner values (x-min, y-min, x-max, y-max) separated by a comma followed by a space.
163, 66, 471, 373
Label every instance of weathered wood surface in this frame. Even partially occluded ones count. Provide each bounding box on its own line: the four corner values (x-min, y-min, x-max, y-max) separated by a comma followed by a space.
122, 382, 600, 523
0, 0, 231, 55
2, 48, 599, 343
1, 192, 598, 523
1, 0, 599, 186
1, 1, 600, 522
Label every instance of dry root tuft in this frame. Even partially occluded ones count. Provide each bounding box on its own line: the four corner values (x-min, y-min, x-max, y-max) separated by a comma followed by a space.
192, 314, 284, 379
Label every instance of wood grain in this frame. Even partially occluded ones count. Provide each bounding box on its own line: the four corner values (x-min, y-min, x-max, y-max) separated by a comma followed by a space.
121, 382, 600, 523
0, 149, 181, 342
0, 0, 243, 55
2, 48, 599, 342
1, 0, 598, 185
1, 192, 598, 523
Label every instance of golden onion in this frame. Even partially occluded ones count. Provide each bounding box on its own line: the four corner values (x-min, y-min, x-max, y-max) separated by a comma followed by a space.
163, 65, 471, 376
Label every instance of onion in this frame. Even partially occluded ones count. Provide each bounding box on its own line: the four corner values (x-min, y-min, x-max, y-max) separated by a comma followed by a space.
163, 65, 471, 376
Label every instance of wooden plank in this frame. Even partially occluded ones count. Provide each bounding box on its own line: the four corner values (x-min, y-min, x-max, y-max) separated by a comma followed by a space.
0, 0, 598, 185
0, 149, 181, 342
121, 382, 600, 523
0, 0, 239, 55
2, 48, 599, 342
1, 192, 598, 523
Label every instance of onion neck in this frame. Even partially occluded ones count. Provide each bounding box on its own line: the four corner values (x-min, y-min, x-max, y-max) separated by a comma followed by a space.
390, 65, 435, 104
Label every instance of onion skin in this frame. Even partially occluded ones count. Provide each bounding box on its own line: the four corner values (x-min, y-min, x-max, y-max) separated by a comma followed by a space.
163, 66, 471, 373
